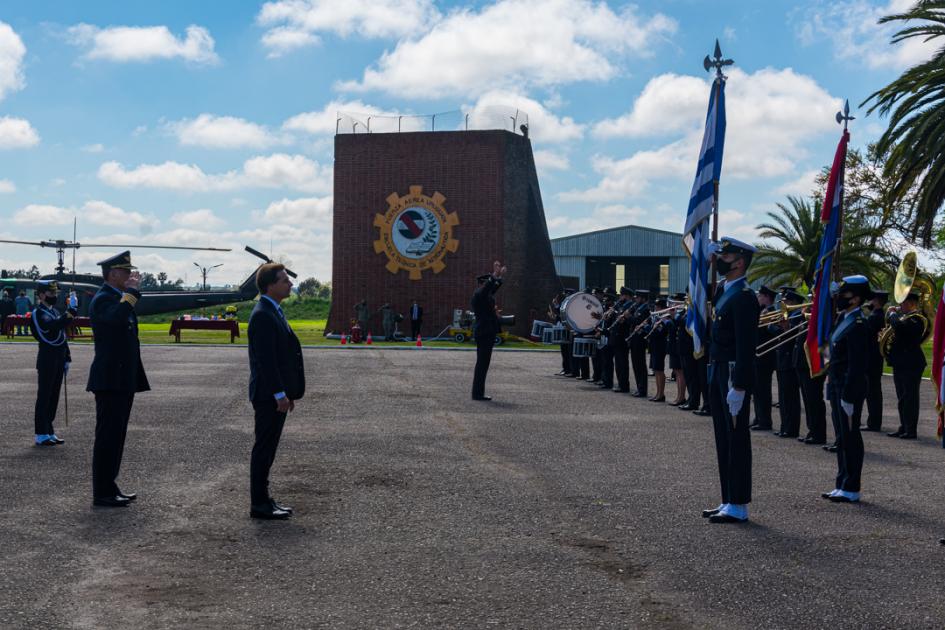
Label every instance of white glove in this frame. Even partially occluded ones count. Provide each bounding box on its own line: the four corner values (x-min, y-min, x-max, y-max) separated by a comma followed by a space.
841, 400, 854, 417
727, 388, 745, 417
68, 291, 78, 309
63, 361, 70, 375
823, 379, 830, 400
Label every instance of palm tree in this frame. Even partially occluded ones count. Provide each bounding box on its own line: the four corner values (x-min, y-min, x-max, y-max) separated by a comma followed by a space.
861, 1, 945, 246
749, 196, 888, 289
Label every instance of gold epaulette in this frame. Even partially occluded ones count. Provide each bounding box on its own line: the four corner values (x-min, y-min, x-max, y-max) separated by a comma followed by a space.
120, 293, 138, 307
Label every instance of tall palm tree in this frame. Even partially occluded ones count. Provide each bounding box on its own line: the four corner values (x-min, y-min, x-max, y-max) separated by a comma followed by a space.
862, 1, 945, 246
749, 196, 887, 289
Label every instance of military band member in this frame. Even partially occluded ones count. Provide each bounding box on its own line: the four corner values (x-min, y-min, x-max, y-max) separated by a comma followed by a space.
87, 251, 150, 508
773, 289, 804, 439
31, 280, 76, 446
647, 298, 672, 402
861, 290, 888, 431
886, 291, 927, 440
597, 291, 617, 390
677, 296, 701, 411
611, 287, 633, 393
590, 287, 604, 383
628, 289, 651, 398
822, 276, 871, 503
750, 286, 777, 431
703, 238, 759, 524
796, 297, 828, 446
668, 294, 688, 406
471, 261, 506, 401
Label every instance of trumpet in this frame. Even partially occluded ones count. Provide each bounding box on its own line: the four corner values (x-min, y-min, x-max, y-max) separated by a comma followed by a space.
757, 301, 812, 327
755, 314, 810, 357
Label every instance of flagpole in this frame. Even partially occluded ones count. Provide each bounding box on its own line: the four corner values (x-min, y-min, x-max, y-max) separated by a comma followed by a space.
703, 40, 731, 296
834, 100, 854, 283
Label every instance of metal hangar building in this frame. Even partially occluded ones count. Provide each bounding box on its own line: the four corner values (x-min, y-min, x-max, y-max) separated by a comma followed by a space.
550, 225, 689, 294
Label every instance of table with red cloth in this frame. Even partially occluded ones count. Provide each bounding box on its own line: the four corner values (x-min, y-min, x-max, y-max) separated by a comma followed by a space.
168, 319, 240, 343
2, 315, 92, 339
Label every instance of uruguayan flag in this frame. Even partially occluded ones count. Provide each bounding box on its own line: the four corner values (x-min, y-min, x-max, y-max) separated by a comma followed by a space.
684, 77, 726, 358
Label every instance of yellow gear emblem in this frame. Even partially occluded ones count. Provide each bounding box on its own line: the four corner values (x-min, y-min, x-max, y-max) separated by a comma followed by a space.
373, 185, 460, 280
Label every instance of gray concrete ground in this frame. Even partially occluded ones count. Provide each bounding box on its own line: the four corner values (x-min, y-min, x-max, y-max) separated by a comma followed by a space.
1, 343, 944, 629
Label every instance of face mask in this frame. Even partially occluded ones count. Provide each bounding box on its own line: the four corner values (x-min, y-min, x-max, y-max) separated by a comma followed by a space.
44, 295, 57, 306
716, 258, 733, 276
836, 295, 852, 311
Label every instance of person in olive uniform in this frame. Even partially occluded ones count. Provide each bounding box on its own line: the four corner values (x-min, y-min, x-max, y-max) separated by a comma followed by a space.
886, 291, 928, 440
821, 276, 871, 503
861, 290, 888, 431
750, 286, 777, 431
87, 251, 150, 508
471, 261, 506, 401
31, 280, 77, 446
703, 238, 759, 524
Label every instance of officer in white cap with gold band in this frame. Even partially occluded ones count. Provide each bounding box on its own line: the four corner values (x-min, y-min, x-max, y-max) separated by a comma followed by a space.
702, 237, 759, 524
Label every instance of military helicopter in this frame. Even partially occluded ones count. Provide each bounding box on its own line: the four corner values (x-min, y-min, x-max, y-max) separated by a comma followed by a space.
1, 228, 295, 316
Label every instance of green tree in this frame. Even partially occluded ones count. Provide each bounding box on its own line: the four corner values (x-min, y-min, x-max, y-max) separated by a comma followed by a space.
750, 196, 888, 288
139, 272, 158, 290
861, 0, 945, 246
156, 271, 169, 289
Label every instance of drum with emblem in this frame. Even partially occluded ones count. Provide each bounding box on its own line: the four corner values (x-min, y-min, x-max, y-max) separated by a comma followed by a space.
560, 293, 604, 334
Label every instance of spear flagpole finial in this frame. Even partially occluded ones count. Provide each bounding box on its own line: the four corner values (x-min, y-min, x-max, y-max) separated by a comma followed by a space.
835, 99, 855, 130
703, 38, 734, 80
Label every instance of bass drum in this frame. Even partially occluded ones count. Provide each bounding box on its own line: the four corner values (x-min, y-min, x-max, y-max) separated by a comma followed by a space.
560, 292, 604, 334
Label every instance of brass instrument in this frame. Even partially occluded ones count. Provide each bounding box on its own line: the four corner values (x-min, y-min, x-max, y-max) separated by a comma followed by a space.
757, 300, 813, 327
878, 251, 934, 359
755, 313, 811, 357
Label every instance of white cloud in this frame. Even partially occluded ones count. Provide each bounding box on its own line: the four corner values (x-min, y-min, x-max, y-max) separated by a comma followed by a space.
534, 149, 569, 172
465, 89, 584, 143
98, 153, 331, 193
546, 203, 647, 235
283, 99, 426, 135
171, 208, 226, 229
168, 114, 283, 149
798, 0, 938, 70
82, 143, 105, 153
0, 21, 26, 101
591, 73, 708, 139
257, 0, 439, 57
12, 200, 156, 231
774, 169, 822, 198
338, 0, 676, 98
0, 179, 15, 193
67, 24, 219, 65
252, 196, 333, 228
569, 68, 840, 202
0, 116, 40, 148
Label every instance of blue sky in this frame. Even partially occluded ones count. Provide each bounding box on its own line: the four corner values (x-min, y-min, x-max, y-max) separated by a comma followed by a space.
0, 0, 930, 285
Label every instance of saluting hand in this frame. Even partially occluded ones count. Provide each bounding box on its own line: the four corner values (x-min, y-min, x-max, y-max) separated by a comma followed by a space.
126, 271, 141, 290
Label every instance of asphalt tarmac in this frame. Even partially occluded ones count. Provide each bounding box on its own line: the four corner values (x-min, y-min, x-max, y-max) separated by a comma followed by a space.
1, 343, 944, 629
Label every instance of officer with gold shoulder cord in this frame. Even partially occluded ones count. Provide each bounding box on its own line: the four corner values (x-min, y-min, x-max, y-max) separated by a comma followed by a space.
702, 238, 759, 524
821, 276, 871, 503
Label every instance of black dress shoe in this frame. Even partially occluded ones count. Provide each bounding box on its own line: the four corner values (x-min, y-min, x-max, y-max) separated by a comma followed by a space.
824, 444, 838, 453
821, 492, 835, 499
650, 396, 665, 402
804, 436, 827, 445
693, 409, 711, 416
779, 432, 799, 438
270, 498, 293, 514
702, 508, 721, 518
887, 430, 904, 438
678, 404, 696, 411
613, 388, 629, 393
49, 436, 65, 445
93, 496, 131, 508
939, 538, 945, 546
899, 433, 917, 440
35, 439, 57, 447
250, 504, 291, 520
118, 492, 137, 502
750, 424, 772, 431
556, 370, 568, 376
472, 395, 492, 401
708, 513, 748, 524
828, 494, 858, 503
797, 434, 811, 442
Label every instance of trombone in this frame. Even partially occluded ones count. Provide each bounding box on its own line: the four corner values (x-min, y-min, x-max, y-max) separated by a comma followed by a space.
755, 313, 810, 357
757, 301, 812, 327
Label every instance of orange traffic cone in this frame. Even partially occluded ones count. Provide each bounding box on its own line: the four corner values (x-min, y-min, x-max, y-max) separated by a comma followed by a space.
366, 332, 373, 345
340, 333, 347, 345
416, 335, 422, 347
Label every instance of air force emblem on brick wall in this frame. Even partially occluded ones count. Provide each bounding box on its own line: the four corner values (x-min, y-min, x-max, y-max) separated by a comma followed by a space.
373, 185, 459, 280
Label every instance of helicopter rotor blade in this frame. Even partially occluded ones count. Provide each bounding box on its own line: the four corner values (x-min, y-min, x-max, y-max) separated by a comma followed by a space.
0, 239, 47, 246
243, 246, 297, 277
78, 243, 231, 251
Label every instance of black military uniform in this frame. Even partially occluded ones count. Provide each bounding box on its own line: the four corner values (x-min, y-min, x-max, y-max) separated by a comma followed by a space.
751, 286, 777, 430
705, 238, 759, 523
774, 291, 804, 438
611, 288, 633, 393
676, 305, 700, 410
823, 276, 871, 502
31, 280, 76, 445
886, 293, 928, 439
590, 288, 604, 383
628, 290, 651, 397
861, 291, 888, 431
87, 251, 150, 507
598, 293, 617, 390
554, 291, 572, 375
795, 310, 828, 445
471, 272, 503, 400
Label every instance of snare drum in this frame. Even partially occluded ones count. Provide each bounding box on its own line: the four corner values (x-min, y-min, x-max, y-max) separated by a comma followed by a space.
572, 337, 596, 358
560, 292, 604, 334
531, 320, 552, 339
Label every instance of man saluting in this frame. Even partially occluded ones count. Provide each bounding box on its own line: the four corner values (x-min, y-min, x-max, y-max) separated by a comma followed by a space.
31, 280, 77, 447
87, 251, 149, 508
471, 261, 506, 401
247, 263, 305, 520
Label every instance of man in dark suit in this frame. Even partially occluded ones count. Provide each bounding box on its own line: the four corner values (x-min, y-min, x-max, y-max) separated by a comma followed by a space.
861, 290, 888, 431
822, 276, 870, 503
471, 261, 506, 401
31, 280, 76, 446
248, 263, 305, 520
87, 251, 150, 508
703, 238, 759, 524
409, 299, 423, 341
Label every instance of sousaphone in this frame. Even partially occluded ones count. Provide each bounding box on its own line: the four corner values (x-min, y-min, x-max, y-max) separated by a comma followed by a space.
879, 251, 934, 358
